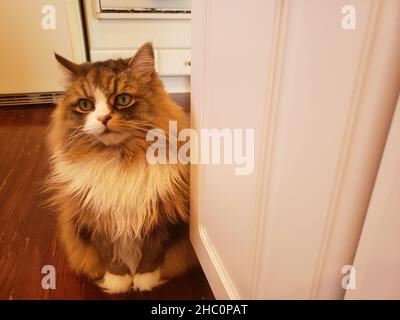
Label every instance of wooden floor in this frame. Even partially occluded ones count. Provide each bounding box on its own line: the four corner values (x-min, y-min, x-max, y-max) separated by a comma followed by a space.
0, 94, 214, 300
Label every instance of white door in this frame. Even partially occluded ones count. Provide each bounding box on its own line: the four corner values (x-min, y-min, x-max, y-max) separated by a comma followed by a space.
345, 95, 400, 300
190, 0, 400, 299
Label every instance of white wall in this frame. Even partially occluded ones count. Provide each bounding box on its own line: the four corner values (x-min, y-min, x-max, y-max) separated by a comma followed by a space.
0, 0, 83, 94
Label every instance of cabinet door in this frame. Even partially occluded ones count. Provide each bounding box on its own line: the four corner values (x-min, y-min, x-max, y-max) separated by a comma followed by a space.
345, 95, 400, 300
190, 0, 400, 299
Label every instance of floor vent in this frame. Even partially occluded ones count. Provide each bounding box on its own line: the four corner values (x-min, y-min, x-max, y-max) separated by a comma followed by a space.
0, 91, 63, 107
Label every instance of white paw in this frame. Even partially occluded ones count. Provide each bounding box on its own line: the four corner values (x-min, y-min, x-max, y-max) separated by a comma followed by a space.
96, 272, 132, 294
133, 268, 166, 292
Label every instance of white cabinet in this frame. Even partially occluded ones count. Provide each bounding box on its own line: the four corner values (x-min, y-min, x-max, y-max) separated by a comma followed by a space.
158, 50, 191, 76
190, 0, 400, 299
84, 0, 191, 92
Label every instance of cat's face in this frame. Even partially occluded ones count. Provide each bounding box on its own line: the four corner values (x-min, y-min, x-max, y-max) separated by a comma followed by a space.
55, 43, 157, 146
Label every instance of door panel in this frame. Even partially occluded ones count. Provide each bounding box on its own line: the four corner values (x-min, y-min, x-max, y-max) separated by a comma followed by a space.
345, 95, 400, 300
191, 0, 400, 299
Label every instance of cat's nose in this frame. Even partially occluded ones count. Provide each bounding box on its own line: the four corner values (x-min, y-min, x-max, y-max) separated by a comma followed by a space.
96, 114, 111, 125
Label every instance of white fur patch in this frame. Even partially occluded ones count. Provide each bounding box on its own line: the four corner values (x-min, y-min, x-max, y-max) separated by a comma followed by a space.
51, 152, 183, 239
96, 272, 132, 294
81, 88, 131, 146
98, 131, 132, 146
133, 268, 166, 292
83, 87, 109, 136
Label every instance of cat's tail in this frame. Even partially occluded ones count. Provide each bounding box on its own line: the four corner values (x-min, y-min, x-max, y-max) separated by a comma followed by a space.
160, 237, 199, 280
133, 236, 199, 292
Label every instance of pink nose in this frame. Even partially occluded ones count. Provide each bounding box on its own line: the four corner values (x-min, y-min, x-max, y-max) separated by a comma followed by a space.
96, 114, 111, 125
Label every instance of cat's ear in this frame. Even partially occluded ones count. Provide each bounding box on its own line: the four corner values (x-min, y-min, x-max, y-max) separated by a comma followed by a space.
54, 53, 81, 76
128, 42, 155, 80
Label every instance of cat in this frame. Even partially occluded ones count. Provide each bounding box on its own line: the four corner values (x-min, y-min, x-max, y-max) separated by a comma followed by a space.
46, 42, 197, 294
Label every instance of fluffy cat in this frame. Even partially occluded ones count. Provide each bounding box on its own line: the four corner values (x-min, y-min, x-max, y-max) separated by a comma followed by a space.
46, 42, 197, 294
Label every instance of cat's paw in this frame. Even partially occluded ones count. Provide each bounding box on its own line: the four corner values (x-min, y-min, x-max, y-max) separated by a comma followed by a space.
96, 272, 132, 294
133, 268, 166, 292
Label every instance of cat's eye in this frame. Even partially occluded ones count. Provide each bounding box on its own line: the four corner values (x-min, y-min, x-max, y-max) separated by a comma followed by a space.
115, 94, 133, 108
78, 99, 94, 112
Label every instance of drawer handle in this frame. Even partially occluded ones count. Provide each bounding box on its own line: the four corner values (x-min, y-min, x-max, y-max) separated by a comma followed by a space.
185, 60, 191, 67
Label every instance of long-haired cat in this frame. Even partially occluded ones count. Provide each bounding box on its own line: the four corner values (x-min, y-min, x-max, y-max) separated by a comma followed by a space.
46, 42, 197, 293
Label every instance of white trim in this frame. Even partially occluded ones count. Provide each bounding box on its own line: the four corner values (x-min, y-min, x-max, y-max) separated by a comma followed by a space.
96, 12, 191, 20
65, 0, 87, 63
199, 226, 240, 300
250, 0, 290, 299
345, 94, 400, 299
310, 0, 382, 299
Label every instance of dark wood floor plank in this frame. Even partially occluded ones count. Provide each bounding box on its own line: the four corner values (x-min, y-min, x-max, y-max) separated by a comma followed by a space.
0, 96, 214, 300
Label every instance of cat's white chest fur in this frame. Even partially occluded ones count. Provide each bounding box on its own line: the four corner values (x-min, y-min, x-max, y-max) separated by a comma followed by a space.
51, 151, 179, 237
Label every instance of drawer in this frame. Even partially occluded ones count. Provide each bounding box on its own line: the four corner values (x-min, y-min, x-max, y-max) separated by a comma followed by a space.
89, 49, 190, 93
90, 49, 159, 71
90, 49, 190, 76
158, 50, 191, 76
90, 49, 138, 61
